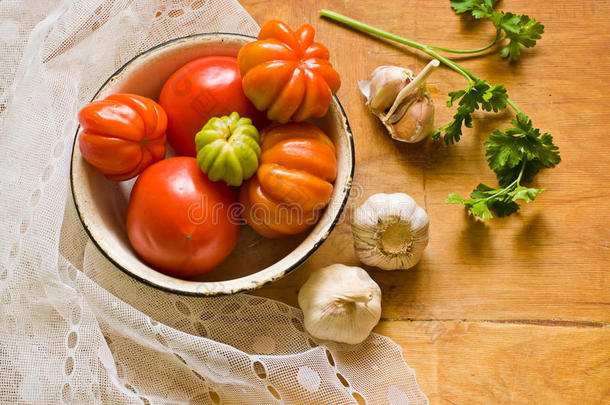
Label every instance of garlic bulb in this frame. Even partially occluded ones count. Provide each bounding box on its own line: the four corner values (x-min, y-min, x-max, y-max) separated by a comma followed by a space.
359, 59, 439, 143
298, 264, 382, 345
351, 193, 429, 270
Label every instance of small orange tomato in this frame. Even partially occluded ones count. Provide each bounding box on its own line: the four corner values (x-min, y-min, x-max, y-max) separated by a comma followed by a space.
239, 177, 320, 238
78, 93, 167, 181
237, 20, 341, 123
240, 122, 337, 238
256, 163, 333, 212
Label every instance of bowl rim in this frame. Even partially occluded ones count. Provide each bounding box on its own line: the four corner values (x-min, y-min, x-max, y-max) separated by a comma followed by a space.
70, 32, 355, 296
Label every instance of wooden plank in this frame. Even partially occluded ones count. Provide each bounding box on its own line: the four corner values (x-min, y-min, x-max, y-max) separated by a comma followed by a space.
377, 321, 610, 404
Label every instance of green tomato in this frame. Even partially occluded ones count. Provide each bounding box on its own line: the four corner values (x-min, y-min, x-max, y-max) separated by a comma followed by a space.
195, 112, 261, 186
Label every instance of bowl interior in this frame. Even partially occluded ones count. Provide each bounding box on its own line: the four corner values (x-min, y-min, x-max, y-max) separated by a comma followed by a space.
71, 33, 353, 295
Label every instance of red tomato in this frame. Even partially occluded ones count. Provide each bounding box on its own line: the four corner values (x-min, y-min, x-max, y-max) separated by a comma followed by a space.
126, 157, 239, 278
159, 56, 266, 156
78, 93, 167, 181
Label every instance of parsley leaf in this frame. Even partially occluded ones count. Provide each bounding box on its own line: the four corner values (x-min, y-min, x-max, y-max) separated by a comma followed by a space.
446, 181, 542, 219
450, 1, 544, 61
448, 114, 559, 219
511, 186, 545, 203
493, 12, 545, 61
450, 0, 497, 17
485, 113, 560, 185
432, 79, 508, 144
447, 183, 517, 220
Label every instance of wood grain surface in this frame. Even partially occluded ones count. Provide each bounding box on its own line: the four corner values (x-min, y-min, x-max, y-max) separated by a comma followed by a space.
243, 0, 610, 403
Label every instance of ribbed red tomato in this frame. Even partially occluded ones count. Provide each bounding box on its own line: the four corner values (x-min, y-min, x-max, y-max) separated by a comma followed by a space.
237, 20, 341, 123
78, 93, 167, 181
159, 56, 266, 156
126, 157, 239, 278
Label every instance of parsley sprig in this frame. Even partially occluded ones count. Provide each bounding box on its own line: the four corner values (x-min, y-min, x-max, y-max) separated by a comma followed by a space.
446, 113, 560, 218
320, 5, 560, 220
448, 0, 544, 61
430, 0, 545, 144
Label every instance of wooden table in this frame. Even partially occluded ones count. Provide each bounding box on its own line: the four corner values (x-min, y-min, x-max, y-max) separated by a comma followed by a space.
244, 1, 610, 403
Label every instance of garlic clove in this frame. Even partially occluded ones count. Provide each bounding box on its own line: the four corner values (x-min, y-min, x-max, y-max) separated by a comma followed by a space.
298, 264, 382, 345
358, 66, 413, 113
351, 193, 429, 270
385, 94, 435, 143
382, 59, 438, 122
360, 60, 439, 143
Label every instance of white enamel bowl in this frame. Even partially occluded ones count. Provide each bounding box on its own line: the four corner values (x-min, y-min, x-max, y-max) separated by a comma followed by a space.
70, 33, 354, 296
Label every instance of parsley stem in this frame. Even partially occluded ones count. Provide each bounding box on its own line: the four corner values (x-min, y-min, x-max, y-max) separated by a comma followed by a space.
516, 159, 526, 183
485, 160, 525, 200
506, 99, 522, 114
319, 9, 474, 84
319, 10, 526, 120
429, 32, 505, 54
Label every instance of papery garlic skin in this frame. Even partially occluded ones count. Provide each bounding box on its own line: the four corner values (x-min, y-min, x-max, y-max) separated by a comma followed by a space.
298, 264, 382, 345
359, 60, 439, 143
359, 66, 413, 113
352, 193, 429, 270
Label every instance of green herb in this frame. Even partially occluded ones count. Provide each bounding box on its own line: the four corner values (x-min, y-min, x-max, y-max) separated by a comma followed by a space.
434, 79, 508, 144
448, 0, 545, 61
450, 0, 499, 16
485, 113, 560, 185
319, 6, 560, 220
446, 113, 559, 218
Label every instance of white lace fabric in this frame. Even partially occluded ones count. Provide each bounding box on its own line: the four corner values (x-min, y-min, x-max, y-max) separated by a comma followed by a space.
0, 1, 428, 403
